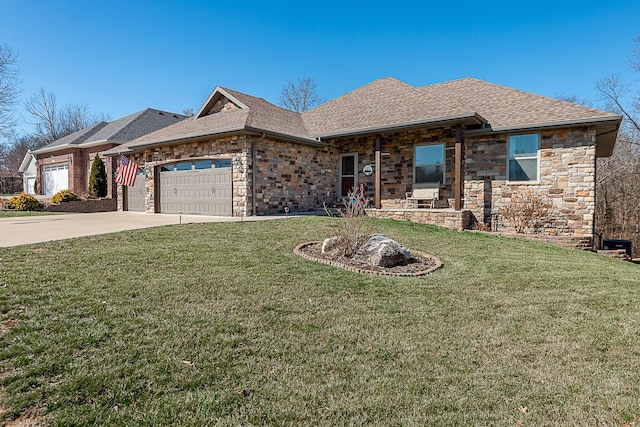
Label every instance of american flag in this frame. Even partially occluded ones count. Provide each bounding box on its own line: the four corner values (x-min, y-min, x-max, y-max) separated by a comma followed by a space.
114, 154, 138, 187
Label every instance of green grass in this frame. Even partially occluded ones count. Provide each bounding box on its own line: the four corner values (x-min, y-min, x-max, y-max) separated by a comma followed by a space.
0, 217, 639, 426
0, 210, 62, 218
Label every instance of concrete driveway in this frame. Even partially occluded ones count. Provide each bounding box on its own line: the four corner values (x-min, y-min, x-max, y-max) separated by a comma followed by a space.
0, 211, 289, 248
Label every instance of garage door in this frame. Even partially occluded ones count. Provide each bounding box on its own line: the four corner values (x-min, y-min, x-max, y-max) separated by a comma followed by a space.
42, 163, 69, 195
126, 169, 146, 212
159, 159, 232, 215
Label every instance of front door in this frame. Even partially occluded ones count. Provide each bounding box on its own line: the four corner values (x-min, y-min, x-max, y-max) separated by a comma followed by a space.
339, 153, 357, 197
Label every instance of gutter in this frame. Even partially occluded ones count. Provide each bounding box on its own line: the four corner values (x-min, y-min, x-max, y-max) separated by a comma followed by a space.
105, 126, 327, 156
465, 115, 622, 136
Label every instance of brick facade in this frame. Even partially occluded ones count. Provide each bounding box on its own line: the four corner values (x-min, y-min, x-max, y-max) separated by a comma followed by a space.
34, 143, 118, 198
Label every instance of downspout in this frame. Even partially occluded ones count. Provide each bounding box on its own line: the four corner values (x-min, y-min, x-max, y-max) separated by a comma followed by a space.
252, 133, 266, 216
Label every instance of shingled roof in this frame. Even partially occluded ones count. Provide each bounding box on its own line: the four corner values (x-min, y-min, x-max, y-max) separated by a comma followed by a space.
301, 77, 484, 137
112, 77, 621, 156
32, 108, 187, 155
120, 87, 318, 151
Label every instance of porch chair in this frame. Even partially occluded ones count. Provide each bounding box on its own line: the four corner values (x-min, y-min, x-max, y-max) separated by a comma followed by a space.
405, 185, 439, 209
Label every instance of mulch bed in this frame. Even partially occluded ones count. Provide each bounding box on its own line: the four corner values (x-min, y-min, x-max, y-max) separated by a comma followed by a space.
294, 242, 442, 277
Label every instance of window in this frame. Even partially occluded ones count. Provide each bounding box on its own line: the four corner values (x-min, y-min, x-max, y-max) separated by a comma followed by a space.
414, 144, 444, 185
195, 160, 213, 170
508, 134, 539, 181
176, 162, 192, 171
215, 159, 231, 168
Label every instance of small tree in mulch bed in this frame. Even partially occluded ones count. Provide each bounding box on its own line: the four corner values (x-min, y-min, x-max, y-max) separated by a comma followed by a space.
88, 154, 107, 198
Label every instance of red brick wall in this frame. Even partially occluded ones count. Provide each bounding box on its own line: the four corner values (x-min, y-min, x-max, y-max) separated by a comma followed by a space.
35, 143, 119, 197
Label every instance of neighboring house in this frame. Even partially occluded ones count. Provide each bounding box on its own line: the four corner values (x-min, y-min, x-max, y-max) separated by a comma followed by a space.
18, 150, 37, 194
108, 77, 621, 250
29, 108, 187, 197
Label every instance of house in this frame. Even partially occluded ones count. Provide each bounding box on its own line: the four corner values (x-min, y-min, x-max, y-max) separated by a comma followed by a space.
29, 108, 187, 197
18, 150, 36, 194
108, 77, 621, 250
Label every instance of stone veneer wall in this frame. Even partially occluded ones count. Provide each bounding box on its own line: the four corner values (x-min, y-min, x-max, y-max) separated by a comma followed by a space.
366, 208, 471, 231
327, 127, 458, 208
254, 140, 334, 214
463, 126, 597, 248
45, 198, 117, 213
118, 135, 335, 216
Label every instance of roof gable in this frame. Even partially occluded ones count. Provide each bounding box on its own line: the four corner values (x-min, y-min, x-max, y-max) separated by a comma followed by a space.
195, 87, 249, 118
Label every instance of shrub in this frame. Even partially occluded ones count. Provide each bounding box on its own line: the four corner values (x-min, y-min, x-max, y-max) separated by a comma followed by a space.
8, 193, 42, 211
323, 187, 371, 258
498, 191, 550, 233
50, 190, 80, 204
88, 154, 107, 197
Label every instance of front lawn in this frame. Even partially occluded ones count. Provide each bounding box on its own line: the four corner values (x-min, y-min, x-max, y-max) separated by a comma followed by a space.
0, 217, 638, 425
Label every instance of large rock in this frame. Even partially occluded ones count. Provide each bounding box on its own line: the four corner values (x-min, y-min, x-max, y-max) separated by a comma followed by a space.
321, 235, 344, 255
355, 233, 412, 267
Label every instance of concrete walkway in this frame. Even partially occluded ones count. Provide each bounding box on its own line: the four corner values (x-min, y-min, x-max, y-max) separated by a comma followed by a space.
0, 211, 290, 248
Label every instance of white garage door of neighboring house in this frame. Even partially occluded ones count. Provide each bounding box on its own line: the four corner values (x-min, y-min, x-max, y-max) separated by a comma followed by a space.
42, 163, 69, 196
159, 159, 232, 216
126, 169, 146, 212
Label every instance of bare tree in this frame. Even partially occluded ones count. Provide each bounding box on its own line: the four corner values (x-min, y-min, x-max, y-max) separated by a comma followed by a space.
0, 44, 20, 137
555, 91, 592, 107
277, 75, 325, 112
594, 36, 640, 255
2, 133, 39, 172
24, 88, 103, 145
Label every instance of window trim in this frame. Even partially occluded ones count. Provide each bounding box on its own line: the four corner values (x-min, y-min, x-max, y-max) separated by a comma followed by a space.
414, 143, 445, 186
507, 133, 540, 183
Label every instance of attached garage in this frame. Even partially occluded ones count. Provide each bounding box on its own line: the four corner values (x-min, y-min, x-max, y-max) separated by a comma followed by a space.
42, 163, 69, 196
125, 169, 146, 212
158, 159, 232, 215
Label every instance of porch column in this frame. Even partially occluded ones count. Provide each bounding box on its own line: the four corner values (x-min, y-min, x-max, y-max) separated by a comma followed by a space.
375, 135, 381, 209
454, 125, 463, 211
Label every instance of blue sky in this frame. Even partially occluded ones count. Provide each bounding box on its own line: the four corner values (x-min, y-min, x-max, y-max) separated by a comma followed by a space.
2, 0, 639, 136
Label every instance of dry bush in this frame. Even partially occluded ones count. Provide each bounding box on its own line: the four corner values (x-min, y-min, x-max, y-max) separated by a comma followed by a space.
473, 222, 492, 232
323, 188, 371, 258
499, 191, 550, 233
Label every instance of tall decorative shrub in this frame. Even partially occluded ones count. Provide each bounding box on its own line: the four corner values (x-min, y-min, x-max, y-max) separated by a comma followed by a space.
88, 154, 107, 197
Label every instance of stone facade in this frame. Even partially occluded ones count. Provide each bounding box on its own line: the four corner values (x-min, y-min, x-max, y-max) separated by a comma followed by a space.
117, 125, 599, 250
366, 208, 471, 231
119, 135, 336, 216
463, 126, 597, 248
326, 127, 459, 208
